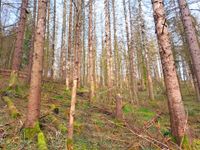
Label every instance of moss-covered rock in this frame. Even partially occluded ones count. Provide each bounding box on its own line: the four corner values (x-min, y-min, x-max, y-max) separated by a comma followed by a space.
37, 132, 48, 150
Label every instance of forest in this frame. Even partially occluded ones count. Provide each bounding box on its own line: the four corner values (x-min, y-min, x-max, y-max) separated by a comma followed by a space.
0, 0, 200, 149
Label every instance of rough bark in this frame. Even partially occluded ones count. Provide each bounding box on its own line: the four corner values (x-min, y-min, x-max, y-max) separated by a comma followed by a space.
152, 0, 188, 144
12, 0, 29, 71
25, 0, 47, 127
178, 0, 200, 92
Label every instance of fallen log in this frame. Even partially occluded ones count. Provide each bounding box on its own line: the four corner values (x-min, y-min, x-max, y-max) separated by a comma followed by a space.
2, 96, 20, 118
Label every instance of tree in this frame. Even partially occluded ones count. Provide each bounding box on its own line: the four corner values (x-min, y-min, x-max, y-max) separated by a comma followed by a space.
12, 0, 29, 71
104, 0, 113, 100
67, 0, 82, 148
66, 0, 73, 89
60, 0, 67, 80
152, 0, 189, 145
25, 0, 47, 127
178, 0, 200, 93
88, 0, 95, 102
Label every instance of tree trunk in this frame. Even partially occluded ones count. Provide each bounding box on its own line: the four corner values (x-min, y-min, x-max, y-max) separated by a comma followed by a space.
67, 0, 82, 148
178, 0, 200, 92
152, 0, 188, 145
104, 0, 113, 101
12, 0, 29, 71
25, 0, 47, 127
50, 0, 56, 78
60, 0, 67, 80
66, 0, 73, 89
88, 0, 95, 102
28, 0, 37, 82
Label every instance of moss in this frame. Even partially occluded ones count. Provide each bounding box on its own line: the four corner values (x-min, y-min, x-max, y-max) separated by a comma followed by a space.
58, 124, 67, 133
122, 104, 135, 114
37, 132, 48, 150
66, 138, 73, 150
181, 135, 191, 150
3, 96, 20, 118
192, 139, 200, 150
9, 71, 18, 88
23, 121, 41, 140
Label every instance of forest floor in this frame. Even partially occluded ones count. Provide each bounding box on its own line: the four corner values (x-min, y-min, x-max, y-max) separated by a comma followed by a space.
0, 75, 200, 150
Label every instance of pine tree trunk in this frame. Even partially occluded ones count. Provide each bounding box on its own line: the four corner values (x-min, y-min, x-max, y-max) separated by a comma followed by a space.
25, 0, 47, 127
12, 0, 28, 71
178, 0, 200, 92
28, 0, 37, 82
104, 0, 113, 100
152, 0, 188, 145
66, 0, 73, 89
88, 0, 95, 102
60, 0, 67, 80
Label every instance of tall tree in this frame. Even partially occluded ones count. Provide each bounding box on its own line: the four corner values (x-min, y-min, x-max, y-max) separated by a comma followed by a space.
67, 0, 82, 149
12, 0, 29, 71
123, 0, 138, 102
60, 0, 67, 80
178, 0, 200, 92
152, 0, 188, 144
88, 0, 95, 102
104, 0, 113, 100
50, 0, 56, 78
66, 0, 73, 89
25, 0, 47, 127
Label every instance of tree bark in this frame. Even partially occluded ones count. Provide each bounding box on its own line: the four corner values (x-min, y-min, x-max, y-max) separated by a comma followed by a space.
60, 0, 67, 80
25, 0, 47, 127
12, 0, 29, 71
178, 0, 200, 92
88, 0, 95, 102
152, 0, 188, 144
66, 0, 73, 89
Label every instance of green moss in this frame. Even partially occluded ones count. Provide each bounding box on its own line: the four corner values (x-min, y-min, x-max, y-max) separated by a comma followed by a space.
181, 135, 191, 150
137, 107, 155, 121
9, 71, 18, 88
58, 124, 67, 133
3, 96, 20, 118
122, 104, 135, 114
23, 121, 41, 140
192, 139, 200, 150
66, 138, 73, 150
37, 132, 48, 150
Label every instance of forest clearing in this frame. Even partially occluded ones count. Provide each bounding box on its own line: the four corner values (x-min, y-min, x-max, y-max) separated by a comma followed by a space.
0, 0, 200, 149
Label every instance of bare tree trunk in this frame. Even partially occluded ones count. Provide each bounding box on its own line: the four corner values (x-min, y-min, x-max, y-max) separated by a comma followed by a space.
104, 0, 113, 100
178, 0, 200, 92
25, 0, 47, 127
138, 0, 154, 100
28, 0, 37, 82
123, 0, 138, 102
60, 0, 67, 80
12, 0, 29, 71
50, 0, 56, 78
66, 0, 73, 89
152, 0, 188, 145
67, 0, 82, 148
88, 0, 95, 102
